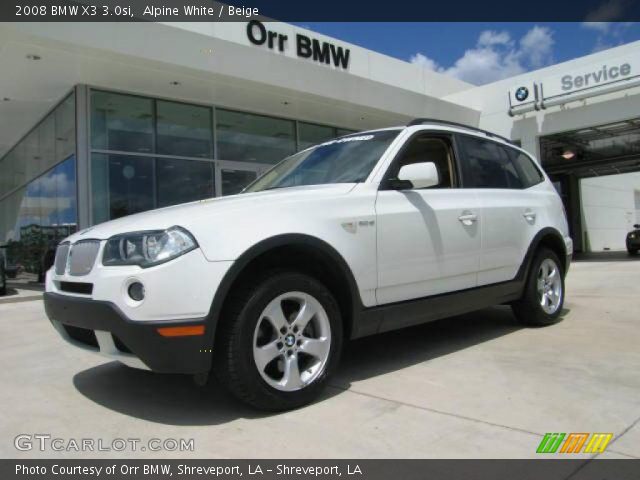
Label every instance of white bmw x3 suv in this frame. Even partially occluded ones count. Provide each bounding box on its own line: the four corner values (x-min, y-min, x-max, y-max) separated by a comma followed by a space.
45, 119, 572, 410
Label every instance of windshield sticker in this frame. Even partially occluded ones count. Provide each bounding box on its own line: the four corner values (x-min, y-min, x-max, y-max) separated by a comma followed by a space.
319, 134, 375, 147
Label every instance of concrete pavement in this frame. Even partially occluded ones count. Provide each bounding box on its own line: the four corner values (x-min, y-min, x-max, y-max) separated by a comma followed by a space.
0, 256, 638, 458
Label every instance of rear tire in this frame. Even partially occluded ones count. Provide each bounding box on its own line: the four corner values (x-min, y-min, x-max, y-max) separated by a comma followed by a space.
512, 248, 565, 326
628, 248, 638, 255
213, 271, 343, 411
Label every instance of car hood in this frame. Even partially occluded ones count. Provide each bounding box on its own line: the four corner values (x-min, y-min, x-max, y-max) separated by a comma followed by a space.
65, 183, 358, 243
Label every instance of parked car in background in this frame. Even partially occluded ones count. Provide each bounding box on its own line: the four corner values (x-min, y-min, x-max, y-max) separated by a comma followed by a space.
0, 246, 7, 296
627, 224, 640, 255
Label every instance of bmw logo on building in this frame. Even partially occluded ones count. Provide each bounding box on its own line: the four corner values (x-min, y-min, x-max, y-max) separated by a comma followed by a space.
515, 86, 529, 102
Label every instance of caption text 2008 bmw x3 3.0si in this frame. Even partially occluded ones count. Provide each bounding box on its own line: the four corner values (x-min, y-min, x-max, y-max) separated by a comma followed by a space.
45, 119, 573, 411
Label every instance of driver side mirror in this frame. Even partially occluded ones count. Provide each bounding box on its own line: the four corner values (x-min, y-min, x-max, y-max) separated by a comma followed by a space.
634, 224, 640, 229
397, 162, 440, 189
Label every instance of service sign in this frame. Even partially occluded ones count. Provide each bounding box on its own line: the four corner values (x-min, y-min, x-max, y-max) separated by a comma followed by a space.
540, 52, 637, 101
508, 81, 536, 108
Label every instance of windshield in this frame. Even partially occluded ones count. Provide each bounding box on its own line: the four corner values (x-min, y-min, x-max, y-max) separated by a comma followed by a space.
244, 130, 399, 193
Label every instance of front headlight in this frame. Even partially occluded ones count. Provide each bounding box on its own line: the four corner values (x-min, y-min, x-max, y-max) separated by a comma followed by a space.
102, 226, 198, 268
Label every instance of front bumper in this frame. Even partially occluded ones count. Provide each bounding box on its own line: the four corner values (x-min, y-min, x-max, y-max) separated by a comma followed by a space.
44, 292, 212, 374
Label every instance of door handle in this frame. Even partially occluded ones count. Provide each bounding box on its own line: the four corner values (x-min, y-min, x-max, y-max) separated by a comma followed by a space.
523, 210, 537, 223
458, 212, 478, 226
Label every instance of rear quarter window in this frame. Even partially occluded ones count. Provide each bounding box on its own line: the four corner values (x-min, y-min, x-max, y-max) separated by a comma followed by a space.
509, 150, 545, 188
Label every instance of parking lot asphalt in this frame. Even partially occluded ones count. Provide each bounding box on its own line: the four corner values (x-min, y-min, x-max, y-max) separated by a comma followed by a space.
1, 256, 639, 459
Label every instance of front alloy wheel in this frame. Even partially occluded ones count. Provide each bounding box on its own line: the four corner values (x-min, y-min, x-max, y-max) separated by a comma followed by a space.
253, 292, 332, 392
214, 272, 342, 411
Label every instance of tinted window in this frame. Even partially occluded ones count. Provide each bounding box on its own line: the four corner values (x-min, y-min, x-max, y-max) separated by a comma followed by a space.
216, 109, 296, 164
509, 149, 544, 187
336, 128, 357, 137
298, 122, 337, 151
156, 101, 212, 158
157, 158, 214, 207
110, 155, 154, 219
390, 135, 454, 188
221, 169, 258, 196
457, 135, 524, 189
91, 91, 153, 153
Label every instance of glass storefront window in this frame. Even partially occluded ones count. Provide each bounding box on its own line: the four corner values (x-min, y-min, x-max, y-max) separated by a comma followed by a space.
90, 153, 109, 225
336, 128, 357, 137
91, 91, 154, 153
298, 122, 336, 151
157, 158, 214, 207
38, 113, 56, 174
55, 94, 76, 162
91, 153, 154, 220
0, 156, 77, 282
216, 109, 296, 164
157, 101, 213, 158
0, 91, 77, 282
221, 168, 258, 196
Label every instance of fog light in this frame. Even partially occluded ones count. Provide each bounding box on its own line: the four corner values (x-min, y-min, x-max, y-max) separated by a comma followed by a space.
128, 282, 145, 302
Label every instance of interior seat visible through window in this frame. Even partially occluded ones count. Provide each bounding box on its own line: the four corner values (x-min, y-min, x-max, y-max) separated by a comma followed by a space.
391, 136, 454, 188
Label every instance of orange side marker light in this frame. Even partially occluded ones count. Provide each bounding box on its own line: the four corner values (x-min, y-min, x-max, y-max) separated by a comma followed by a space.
157, 325, 205, 337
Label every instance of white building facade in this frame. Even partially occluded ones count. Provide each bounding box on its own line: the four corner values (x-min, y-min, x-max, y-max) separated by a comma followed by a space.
0, 21, 639, 280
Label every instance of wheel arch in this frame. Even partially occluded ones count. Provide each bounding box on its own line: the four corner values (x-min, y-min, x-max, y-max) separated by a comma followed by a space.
517, 227, 569, 283
205, 234, 364, 346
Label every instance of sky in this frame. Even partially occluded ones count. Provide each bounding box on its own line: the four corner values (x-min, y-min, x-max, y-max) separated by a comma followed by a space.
295, 22, 640, 85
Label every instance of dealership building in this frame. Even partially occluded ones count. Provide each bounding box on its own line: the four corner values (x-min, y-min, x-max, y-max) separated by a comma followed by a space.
0, 21, 639, 279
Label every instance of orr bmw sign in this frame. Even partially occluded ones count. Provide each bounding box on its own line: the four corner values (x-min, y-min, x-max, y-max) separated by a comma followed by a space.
509, 51, 638, 115
246, 20, 351, 69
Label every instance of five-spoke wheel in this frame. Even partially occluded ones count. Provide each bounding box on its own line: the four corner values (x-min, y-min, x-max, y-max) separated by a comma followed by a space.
214, 272, 342, 411
253, 292, 332, 391
537, 258, 562, 315
512, 248, 565, 326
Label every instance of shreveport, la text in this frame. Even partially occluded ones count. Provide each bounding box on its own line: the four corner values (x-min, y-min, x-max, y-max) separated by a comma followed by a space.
15, 464, 363, 477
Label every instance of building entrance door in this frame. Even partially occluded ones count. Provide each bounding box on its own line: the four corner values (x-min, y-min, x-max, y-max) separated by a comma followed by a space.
215, 160, 269, 197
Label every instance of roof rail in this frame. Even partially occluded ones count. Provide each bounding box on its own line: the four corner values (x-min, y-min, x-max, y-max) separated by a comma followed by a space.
406, 118, 514, 145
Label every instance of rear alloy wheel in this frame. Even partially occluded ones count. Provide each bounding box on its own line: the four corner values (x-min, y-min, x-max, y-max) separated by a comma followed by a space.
214, 272, 342, 411
512, 248, 565, 326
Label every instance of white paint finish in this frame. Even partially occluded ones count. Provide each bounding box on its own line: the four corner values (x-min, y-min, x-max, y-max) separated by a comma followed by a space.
475, 189, 532, 284
54, 183, 380, 308
476, 182, 566, 284
375, 189, 480, 303
46, 248, 232, 321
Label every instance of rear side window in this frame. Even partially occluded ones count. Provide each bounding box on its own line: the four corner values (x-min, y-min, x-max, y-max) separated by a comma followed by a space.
456, 135, 524, 189
509, 150, 545, 188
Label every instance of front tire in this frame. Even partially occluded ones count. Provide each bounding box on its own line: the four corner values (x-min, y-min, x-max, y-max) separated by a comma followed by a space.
628, 247, 638, 255
213, 271, 343, 411
512, 248, 565, 326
